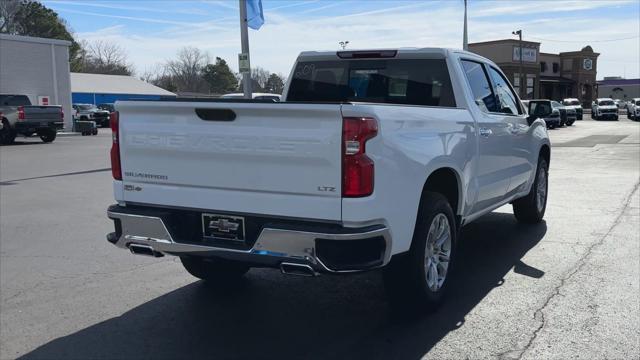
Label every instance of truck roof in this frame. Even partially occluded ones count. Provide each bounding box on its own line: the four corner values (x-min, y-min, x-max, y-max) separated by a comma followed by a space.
297, 48, 490, 63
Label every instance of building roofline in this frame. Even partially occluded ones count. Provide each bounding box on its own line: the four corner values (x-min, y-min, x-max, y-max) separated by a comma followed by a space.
596, 78, 640, 86
469, 39, 540, 46
559, 50, 600, 56
0, 33, 72, 46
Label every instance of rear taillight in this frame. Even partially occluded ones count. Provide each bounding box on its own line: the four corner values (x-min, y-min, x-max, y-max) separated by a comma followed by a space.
342, 117, 378, 197
17, 106, 25, 120
110, 111, 122, 180
60, 108, 64, 120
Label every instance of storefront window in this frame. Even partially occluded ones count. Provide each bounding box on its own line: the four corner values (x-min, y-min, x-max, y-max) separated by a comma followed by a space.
526, 75, 535, 99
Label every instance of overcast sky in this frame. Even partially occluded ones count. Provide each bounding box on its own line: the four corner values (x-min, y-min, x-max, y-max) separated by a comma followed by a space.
44, 0, 640, 80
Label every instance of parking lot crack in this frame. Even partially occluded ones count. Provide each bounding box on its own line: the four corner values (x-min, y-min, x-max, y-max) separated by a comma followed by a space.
497, 180, 640, 360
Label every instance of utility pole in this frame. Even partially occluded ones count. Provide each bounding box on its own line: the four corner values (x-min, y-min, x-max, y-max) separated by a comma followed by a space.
239, 0, 252, 99
463, 0, 468, 51
513, 29, 524, 98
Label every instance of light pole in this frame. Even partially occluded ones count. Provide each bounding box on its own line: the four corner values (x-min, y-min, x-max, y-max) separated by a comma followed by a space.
239, 0, 252, 99
463, 0, 468, 51
512, 29, 524, 98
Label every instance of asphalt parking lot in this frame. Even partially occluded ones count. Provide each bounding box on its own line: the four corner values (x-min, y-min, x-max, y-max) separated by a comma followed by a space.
1, 116, 639, 359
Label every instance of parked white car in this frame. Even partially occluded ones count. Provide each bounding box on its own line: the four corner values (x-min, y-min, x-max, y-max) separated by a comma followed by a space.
591, 98, 618, 120
106, 48, 551, 308
562, 98, 583, 120
627, 98, 640, 121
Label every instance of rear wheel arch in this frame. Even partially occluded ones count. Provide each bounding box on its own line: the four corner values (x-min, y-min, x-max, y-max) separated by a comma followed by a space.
420, 167, 462, 220
539, 144, 550, 166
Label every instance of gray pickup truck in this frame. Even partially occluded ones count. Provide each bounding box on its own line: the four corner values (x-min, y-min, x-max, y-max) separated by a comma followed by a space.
0, 94, 63, 144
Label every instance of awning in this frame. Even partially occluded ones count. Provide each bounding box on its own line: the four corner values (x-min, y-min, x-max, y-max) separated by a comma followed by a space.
540, 76, 574, 84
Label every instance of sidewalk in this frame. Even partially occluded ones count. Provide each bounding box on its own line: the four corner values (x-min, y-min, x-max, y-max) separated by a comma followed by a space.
57, 132, 81, 137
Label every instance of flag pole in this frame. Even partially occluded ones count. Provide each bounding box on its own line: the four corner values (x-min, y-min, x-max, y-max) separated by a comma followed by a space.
239, 0, 252, 98
463, 0, 469, 51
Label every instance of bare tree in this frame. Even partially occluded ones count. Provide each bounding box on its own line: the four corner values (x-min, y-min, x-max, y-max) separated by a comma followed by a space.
251, 67, 270, 91
164, 47, 210, 93
139, 65, 160, 83
139, 64, 177, 92
80, 40, 133, 75
0, 0, 21, 33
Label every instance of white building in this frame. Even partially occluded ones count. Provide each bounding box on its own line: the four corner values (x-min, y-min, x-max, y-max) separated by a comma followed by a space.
0, 34, 73, 130
71, 72, 175, 104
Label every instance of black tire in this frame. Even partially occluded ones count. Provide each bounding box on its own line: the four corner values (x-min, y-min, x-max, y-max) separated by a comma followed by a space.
513, 157, 548, 223
383, 192, 457, 312
614, 115, 619, 121
39, 129, 57, 143
180, 256, 249, 283
0, 118, 16, 145
92, 129, 98, 135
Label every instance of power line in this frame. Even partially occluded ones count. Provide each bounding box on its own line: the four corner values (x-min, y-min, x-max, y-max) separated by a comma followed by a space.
527, 35, 639, 43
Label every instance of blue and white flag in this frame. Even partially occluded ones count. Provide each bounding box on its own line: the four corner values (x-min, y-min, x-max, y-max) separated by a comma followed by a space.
246, 0, 264, 30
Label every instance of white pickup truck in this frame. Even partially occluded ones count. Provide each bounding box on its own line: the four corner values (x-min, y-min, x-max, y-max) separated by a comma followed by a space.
107, 48, 551, 307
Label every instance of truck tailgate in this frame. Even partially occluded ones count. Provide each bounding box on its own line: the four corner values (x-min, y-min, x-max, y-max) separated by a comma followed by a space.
117, 101, 343, 221
24, 106, 62, 122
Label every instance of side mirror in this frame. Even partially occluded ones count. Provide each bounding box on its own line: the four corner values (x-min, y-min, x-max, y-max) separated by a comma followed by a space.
527, 101, 552, 125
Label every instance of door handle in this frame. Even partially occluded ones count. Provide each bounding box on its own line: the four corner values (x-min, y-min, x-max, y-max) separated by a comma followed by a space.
479, 127, 493, 137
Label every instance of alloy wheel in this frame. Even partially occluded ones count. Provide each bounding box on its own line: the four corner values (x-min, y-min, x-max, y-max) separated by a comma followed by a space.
536, 165, 548, 212
424, 213, 452, 292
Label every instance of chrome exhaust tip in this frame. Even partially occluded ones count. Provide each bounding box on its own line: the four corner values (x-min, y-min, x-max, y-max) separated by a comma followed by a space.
129, 244, 163, 257
280, 262, 317, 277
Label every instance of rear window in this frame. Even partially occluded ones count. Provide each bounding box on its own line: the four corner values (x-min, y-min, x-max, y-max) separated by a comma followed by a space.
287, 59, 456, 107
0, 95, 31, 106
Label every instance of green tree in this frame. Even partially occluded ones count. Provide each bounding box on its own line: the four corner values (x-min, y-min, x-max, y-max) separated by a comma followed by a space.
264, 73, 285, 94
203, 57, 238, 94
0, 1, 84, 71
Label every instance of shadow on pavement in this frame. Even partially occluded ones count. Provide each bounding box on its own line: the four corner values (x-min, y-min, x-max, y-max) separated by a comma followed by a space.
0, 168, 110, 185
21, 212, 546, 360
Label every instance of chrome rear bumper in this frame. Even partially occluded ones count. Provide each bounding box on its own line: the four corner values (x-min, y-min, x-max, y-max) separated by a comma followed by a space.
107, 206, 391, 273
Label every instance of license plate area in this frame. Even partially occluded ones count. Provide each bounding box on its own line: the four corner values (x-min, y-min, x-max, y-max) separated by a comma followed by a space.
202, 213, 245, 242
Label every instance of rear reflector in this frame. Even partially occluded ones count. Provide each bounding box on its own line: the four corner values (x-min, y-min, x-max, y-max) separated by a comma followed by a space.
342, 117, 378, 197
337, 50, 397, 59
110, 111, 122, 180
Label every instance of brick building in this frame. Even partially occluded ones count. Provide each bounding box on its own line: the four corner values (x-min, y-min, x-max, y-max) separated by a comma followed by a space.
469, 39, 599, 107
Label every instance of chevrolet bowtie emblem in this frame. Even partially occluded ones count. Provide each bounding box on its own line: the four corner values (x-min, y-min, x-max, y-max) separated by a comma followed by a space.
208, 218, 240, 233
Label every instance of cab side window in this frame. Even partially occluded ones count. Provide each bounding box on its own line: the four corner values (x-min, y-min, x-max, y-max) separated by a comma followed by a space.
487, 67, 522, 115
460, 60, 498, 113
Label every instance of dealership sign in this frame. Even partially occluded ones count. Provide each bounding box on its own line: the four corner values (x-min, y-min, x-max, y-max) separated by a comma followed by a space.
513, 47, 537, 62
